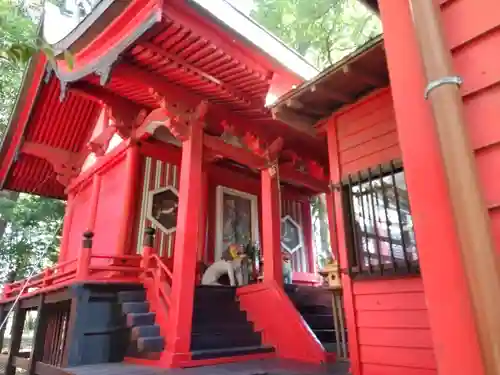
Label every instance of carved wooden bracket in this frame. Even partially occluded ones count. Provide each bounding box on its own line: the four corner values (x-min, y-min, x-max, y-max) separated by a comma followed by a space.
88, 125, 117, 156
141, 89, 209, 141
21, 142, 87, 186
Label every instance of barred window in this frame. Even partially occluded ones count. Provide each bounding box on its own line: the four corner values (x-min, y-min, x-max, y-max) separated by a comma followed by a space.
343, 162, 419, 277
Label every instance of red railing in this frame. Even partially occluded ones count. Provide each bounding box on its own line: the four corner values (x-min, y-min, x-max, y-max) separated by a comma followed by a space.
140, 228, 173, 339
1, 231, 147, 301
237, 281, 328, 364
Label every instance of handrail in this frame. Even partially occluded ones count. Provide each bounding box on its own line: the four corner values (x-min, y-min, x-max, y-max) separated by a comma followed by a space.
0, 230, 171, 305
140, 228, 172, 338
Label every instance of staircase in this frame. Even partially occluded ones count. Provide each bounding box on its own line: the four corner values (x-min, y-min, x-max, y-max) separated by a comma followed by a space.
284, 284, 339, 353
118, 289, 165, 360
190, 285, 274, 360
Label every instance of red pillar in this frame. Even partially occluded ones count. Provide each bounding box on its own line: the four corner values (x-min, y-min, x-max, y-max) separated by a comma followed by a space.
87, 174, 102, 232
116, 144, 141, 256
197, 167, 208, 263
378, 1, 484, 374
261, 166, 283, 286
58, 192, 75, 263
164, 120, 204, 366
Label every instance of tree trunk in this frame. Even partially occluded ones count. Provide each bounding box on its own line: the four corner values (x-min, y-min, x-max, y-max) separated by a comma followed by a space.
0, 190, 19, 242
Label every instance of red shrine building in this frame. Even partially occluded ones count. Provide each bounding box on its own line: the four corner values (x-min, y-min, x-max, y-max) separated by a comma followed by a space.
0, 0, 499, 375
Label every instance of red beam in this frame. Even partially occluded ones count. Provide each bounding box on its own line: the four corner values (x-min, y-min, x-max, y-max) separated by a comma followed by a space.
279, 164, 328, 193
203, 134, 266, 170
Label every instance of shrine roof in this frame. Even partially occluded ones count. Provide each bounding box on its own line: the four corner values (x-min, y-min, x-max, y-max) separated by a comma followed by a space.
0, 0, 326, 199
271, 36, 388, 132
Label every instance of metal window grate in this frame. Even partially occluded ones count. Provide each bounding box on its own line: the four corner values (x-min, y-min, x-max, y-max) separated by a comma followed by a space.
343, 162, 420, 277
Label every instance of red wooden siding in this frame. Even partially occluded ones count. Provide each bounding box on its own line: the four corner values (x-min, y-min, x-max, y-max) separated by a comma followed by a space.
65, 186, 92, 261
437, 0, 500, 255
328, 89, 437, 375
92, 156, 129, 257
354, 279, 436, 375
136, 156, 180, 257
336, 89, 400, 177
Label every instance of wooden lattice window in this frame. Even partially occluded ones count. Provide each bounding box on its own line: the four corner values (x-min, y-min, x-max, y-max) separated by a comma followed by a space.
342, 161, 420, 277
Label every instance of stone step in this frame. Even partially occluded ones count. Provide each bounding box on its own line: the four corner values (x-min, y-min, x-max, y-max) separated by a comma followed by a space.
313, 329, 336, 343
190, 330, 262, 351
131, 324, 161, 340
126, 312, 156, 327
191, 345, 274, 360
121, 301, 150, 314
118, 290, 146, 303
137, 336, 165, 353
302, 313, 335, 330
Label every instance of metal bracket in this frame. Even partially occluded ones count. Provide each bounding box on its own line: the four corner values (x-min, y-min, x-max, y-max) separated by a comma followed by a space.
424, 75, 463, 99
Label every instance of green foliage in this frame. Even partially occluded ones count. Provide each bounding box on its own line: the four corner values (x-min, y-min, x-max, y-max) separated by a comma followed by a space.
251, 0, 381, 69
0, 194, 65, 281
0, 0, 38, 138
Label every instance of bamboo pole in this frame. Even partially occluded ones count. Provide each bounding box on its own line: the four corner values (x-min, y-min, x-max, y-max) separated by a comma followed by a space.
408, 1, 500, 373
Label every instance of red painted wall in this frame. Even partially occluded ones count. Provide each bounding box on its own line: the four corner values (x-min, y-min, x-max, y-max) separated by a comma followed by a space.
64, 184, 92, 262
61, 147, 133, 263
327, 89, 436, 375
92, 156, 129, 256
438, 0, 500, 255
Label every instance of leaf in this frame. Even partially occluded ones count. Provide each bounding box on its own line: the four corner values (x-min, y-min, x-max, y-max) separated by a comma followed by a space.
63, 49, 74, 70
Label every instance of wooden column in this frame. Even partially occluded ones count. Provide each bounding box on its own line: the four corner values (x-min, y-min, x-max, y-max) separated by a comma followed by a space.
28, 294, 47, 375
117, 145, 141, 256
6, 304, 26, 375
325, 119, 361, 375
87, 174, 102, 232
261, 165, 283, 286
58, 191, 76, 263
301, 200, 315, 273
409, 1, 500, 374
378, 0, 485, 373
197, 167, 208, 263
164, 117, 204, 365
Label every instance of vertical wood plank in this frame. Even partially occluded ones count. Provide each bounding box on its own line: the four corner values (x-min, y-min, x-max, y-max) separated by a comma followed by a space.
28, 294, 48, 375
6, 304, 26, 375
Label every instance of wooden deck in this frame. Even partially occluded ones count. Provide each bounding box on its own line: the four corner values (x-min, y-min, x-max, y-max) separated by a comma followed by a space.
65, 360, 350, 375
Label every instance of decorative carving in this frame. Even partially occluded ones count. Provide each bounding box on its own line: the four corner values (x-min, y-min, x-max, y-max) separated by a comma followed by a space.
280, 215, 304, 254
143, 88, 209, 141
220, 121, 243, 148
87, 126, 117, 156
21, 142, 87, 186
96, 64, 113, 86
148, 186, 179, 235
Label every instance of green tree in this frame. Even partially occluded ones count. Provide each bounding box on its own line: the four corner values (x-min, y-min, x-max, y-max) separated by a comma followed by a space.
0, 0, 65, 282
0, 0, 38, 136
251, 0, 381, 69
0, 194, 65, 281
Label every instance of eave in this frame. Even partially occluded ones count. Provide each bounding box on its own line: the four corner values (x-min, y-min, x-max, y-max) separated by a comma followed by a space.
271, 36, 389, 133
0, 0, 328, 199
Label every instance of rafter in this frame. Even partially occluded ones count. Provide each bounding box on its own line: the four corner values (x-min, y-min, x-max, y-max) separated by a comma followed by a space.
271, 107, 318, 137
310, 84, 352, 103
342, 64, 385, 87
138, 42, 262, 108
